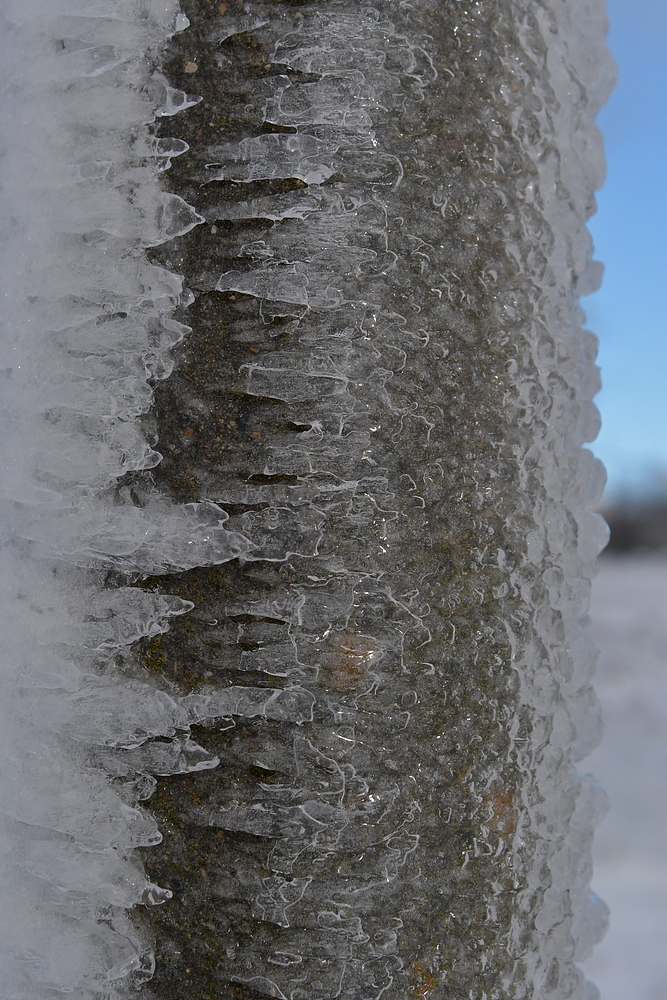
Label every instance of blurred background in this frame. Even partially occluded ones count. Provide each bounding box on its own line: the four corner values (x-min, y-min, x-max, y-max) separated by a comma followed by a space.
581, 0, 667, 997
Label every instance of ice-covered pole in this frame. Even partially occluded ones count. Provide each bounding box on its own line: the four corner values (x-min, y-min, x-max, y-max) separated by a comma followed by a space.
0, 0, 614, 997
134, 2, 614, 998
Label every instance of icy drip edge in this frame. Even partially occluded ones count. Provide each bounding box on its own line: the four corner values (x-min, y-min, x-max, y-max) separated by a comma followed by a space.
0, 2, 244, 995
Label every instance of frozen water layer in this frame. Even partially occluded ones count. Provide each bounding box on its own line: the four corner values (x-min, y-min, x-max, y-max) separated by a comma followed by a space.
0, 2, 221, 997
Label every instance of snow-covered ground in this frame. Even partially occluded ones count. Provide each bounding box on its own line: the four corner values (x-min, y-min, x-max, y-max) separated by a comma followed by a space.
583, 555, 667, 1000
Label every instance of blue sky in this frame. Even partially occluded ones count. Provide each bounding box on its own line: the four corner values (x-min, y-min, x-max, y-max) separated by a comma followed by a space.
585, 0, 667, 500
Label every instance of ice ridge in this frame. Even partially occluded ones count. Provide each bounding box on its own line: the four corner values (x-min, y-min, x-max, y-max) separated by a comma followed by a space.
0, 1, 243, 995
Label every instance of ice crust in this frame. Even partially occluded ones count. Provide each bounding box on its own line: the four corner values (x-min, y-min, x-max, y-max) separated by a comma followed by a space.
0, 0, 614, 998
0, 1, 239, 995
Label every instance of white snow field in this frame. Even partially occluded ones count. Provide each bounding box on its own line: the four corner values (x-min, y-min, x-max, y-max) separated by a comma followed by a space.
584, 554, 667, 1000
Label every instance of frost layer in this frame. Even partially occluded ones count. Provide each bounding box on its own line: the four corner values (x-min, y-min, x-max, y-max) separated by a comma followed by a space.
0, 0, 614, 998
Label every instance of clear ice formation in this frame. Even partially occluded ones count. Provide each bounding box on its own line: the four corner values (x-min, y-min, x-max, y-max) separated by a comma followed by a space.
0, 0, 614, 998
